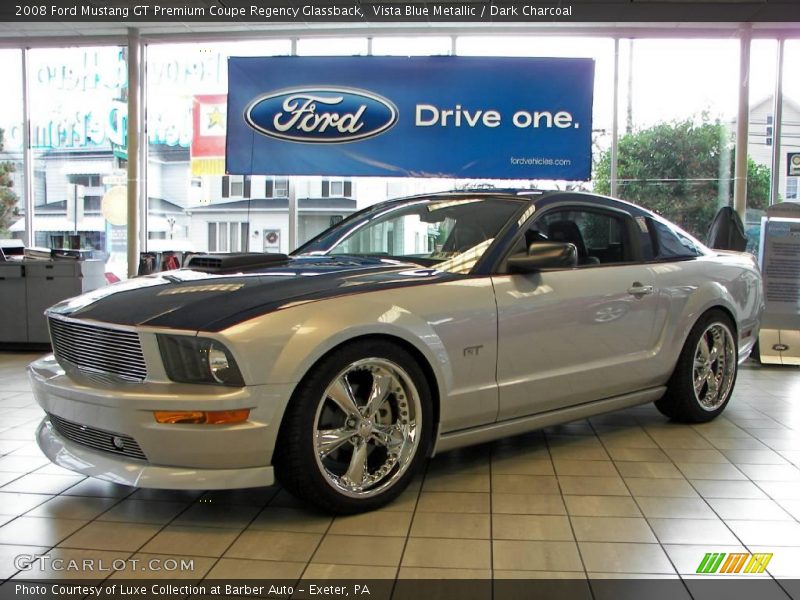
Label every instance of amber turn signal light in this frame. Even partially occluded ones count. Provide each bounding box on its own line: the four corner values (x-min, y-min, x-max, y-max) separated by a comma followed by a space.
154, 409, 250, 425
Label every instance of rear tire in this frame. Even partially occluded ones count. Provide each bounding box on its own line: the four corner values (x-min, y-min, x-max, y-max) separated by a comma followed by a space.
274, 339, 432, 514
655, 309, 738, 423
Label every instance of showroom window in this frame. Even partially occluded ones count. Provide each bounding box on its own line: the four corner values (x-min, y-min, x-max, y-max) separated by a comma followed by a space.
743, 39, 779, 254
145, 40, 291, 256
780, 41, 800, 204
3, 32, 800, 278
50, 32, 771, 268
27, 46, 128, 278
614, 39, 740, 240
0, 49, 24, 245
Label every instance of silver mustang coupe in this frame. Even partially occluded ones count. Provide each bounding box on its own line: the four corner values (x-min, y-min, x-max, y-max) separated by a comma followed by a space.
30, 191, 763, 513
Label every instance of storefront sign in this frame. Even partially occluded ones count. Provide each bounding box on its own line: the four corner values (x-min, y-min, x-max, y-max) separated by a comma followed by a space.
191, 94, 227, 175
1, 48, 205, 151
226, 56, 595, 179
7, 101, 191, 151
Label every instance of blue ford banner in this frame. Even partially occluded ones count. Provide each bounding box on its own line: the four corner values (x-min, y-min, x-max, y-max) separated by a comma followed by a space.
226, 56, 594, 180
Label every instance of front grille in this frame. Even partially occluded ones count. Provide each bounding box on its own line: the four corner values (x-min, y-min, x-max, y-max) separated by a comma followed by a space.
49, 317, 147, 382
48, 413, 148, 461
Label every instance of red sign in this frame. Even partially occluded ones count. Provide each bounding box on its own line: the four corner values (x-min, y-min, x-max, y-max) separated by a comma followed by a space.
191, 94, 227, 175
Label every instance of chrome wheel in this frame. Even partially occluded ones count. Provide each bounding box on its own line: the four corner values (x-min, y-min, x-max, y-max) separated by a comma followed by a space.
313, 357, 422, 498
692, 322, 736, 411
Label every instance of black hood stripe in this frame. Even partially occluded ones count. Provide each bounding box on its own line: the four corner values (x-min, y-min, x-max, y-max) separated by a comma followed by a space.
48, 256, 457, 331
201, 274, 458, 331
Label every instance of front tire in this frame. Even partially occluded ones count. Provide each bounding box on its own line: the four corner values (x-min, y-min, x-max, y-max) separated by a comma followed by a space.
274, 340, 432, 514
656, 309, 738, 423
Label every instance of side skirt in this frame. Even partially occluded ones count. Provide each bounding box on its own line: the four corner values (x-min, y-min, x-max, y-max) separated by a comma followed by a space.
432, 386, 666, 455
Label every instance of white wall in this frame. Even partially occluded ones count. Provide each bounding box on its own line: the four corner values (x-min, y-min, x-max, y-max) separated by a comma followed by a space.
188, 211, 289, 254
41, 156, 112, 206
161, 162, 190, 207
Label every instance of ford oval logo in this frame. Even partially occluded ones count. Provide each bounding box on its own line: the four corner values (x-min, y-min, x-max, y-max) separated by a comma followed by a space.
245, 87, 398, 144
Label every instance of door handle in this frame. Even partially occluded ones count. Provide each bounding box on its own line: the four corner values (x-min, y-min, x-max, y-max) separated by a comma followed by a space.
628, 283, 654, 297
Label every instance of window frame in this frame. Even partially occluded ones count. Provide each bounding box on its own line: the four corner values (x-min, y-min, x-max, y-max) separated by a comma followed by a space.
266, 177, 289, 198
208, 222, 217, 252
329, 180, 344, 197
322, 178, 351, 198
207, 221, 248, 253
273, 177, 289, 198
495, 202, 643, 275
222, 175, 245, 198
645, 216, 705, 262
787, 176, 798, 201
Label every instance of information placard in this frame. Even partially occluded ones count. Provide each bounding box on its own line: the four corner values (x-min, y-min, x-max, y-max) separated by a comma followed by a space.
758, 203, 800, 330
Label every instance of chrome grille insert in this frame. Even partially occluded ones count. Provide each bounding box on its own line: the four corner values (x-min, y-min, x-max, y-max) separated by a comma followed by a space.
48, 317, 147, 382
48, 413, 147, 461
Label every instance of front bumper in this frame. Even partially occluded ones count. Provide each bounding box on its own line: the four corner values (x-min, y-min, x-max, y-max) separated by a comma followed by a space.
29, 355, 296, 489
37, 419, 275, 489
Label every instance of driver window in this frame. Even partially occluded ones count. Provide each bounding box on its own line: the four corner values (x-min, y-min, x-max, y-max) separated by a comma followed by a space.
509, 208, 632, 268
507, 227, 549, 258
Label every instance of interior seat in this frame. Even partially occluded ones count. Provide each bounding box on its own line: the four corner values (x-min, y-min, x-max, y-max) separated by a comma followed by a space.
546, 220, 600, 265
524, 229, 549, 249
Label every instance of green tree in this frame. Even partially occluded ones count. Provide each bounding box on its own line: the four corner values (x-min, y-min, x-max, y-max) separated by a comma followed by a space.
594, 117, 770, 238
746, 158, 771, 212
0, 128, 19, 236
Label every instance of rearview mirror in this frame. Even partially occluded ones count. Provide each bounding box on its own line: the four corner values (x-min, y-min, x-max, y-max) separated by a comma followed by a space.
507, 242, 578, 273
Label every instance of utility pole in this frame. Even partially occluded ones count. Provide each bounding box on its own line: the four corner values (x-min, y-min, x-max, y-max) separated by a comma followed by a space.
626, 39, 634, 134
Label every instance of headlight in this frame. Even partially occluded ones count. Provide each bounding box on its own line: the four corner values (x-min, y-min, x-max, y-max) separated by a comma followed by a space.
157, 335, 245, 386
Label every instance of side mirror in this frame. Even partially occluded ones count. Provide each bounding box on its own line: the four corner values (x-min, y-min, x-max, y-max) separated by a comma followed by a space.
507, 242, 578, 273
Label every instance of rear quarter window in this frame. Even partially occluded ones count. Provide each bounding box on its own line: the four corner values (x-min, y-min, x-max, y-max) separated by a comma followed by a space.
648, 218, 704, 260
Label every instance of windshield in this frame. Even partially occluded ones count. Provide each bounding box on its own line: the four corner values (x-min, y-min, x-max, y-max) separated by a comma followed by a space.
296, 197, 523, 273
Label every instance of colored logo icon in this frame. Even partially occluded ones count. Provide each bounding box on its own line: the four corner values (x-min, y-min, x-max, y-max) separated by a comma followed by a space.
696, 552, 773, 574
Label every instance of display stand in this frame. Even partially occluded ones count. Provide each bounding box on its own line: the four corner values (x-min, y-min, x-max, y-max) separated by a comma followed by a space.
757, 202, 800, 365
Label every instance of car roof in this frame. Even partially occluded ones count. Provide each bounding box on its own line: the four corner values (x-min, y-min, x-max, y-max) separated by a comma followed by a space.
388, 189, 656, 219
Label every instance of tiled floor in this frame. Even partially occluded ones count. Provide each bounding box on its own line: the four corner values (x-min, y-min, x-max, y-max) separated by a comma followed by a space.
1, 352, 800, 587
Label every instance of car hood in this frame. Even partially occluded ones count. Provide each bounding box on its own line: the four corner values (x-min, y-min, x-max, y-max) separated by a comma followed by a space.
47, 255, 455, 332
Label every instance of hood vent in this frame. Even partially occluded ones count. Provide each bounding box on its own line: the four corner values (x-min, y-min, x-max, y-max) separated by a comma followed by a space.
186, 253, 290, 272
